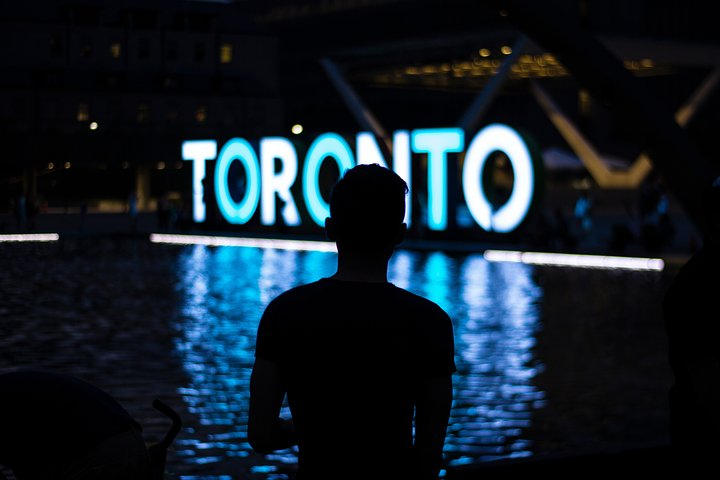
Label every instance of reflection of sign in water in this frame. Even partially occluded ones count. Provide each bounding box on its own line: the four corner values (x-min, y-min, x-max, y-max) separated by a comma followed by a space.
174, 248, 544, 474
182, 124, 540, 233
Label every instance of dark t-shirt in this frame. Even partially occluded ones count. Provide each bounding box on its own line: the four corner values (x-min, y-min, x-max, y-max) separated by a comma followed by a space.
0, 370, 140, 476
255, 278, 456, 479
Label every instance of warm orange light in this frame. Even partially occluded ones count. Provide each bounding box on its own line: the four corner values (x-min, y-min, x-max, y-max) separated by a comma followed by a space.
110, 43, 121, 59
220, 44, 233, 64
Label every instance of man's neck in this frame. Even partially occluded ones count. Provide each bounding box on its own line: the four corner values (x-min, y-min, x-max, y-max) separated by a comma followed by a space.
330, 252, 389, 283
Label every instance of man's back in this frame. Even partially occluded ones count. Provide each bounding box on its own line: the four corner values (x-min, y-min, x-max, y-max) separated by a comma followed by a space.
255, 278, 455, 478
249, 164, 455, 479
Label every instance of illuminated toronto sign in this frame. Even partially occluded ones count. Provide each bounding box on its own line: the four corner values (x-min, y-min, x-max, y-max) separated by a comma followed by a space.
182, 124, 540, 233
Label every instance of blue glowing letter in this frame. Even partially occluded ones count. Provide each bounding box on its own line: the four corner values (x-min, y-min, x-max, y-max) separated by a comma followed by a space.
260, 137, 301, 226
182, 140, 217, 223
214, 138, 261, 224
411, 128, 464, 231
462, 124, 535, 232
303, 133, 355, 226
393, 130, 412, 226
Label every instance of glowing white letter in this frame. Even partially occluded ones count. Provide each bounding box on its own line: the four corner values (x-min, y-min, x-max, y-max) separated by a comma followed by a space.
463, 124, 535, 232
182, 140, 217, 223
260, 137, 300, 226
357, 130, 412, 226
356, 132, 388, 167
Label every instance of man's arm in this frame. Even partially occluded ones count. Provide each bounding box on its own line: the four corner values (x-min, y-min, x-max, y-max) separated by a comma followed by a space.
413, 374, 453, 479
248, 357, 297, 454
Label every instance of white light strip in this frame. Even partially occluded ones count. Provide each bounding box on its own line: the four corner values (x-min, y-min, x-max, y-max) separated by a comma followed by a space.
0, 233, 60, 242
484, 249, 665, 271
149, 233, 337, 253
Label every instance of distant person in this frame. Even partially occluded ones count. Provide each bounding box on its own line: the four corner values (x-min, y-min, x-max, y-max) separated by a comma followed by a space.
127, 190, 139, 232
573, 189, 593, 240
0, 370, 150, 479
14, 192, 26, 231
663, 178, 720, 470
26, 194, 39, 231
249, 164, 456, 480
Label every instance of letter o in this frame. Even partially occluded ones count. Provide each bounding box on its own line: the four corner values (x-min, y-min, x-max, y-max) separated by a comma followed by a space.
214, 138, 261, 224
462, 124, 535, 233
303, 133, 355, 226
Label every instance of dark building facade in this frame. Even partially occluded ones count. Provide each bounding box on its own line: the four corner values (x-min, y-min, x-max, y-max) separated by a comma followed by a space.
0, 0, 281, 213
1, 0, 718, 247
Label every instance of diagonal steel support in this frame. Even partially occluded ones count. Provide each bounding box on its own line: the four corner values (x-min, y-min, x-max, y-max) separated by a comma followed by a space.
319, 57, 392, 157
531, 69, 720, 188
674, 68, 720, 126
479, 0, 716, 233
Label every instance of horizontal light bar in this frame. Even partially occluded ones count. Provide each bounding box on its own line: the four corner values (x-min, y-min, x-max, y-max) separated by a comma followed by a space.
0, 233, 59, 242
483, 249, 664, 271
149, 233, 337, 253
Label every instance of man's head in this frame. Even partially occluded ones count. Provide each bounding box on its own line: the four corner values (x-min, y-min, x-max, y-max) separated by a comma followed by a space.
326, 164, 408, 258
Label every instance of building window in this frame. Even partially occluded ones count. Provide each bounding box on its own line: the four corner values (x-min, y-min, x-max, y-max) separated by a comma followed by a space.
110, 42, 122, 59
194, 42, 205, 62
77, 103, 89, 122
578, 89, 592, 117
137, 103, 150, 123
195, 106, 207, 123
220, 43, 232, 64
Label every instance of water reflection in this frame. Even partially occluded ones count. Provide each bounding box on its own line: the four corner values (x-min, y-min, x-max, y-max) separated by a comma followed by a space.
174, 246, 543, 477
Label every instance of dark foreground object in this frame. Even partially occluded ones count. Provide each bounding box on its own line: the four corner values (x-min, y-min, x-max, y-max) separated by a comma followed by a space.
148, 398, 183, 480
446, 445, 676, 478
0, 371, 182, 480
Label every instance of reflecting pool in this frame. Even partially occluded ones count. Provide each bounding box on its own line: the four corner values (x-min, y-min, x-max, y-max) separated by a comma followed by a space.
0, 239, 673, 479
173, 246, 543, 476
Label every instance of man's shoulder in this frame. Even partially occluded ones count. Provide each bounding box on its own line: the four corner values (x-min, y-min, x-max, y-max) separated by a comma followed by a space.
265, 279, 328, 309
390, 285, 447, 312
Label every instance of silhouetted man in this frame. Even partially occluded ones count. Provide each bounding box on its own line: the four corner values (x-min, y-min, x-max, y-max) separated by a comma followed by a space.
663, 178, 720, 471
249, 164, 456, 479
0, 370, 150, 479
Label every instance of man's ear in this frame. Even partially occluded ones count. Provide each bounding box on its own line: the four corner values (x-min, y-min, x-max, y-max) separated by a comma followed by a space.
325, 217, 337, 241
394, 223, 407, 245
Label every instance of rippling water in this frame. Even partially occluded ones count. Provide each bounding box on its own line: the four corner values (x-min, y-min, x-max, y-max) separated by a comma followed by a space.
0, 238, 673, 479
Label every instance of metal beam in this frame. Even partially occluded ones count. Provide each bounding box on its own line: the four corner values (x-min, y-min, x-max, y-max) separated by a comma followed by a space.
319, 57, 392, 157
531, 68, 720, 188
479, 0, 718, 233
